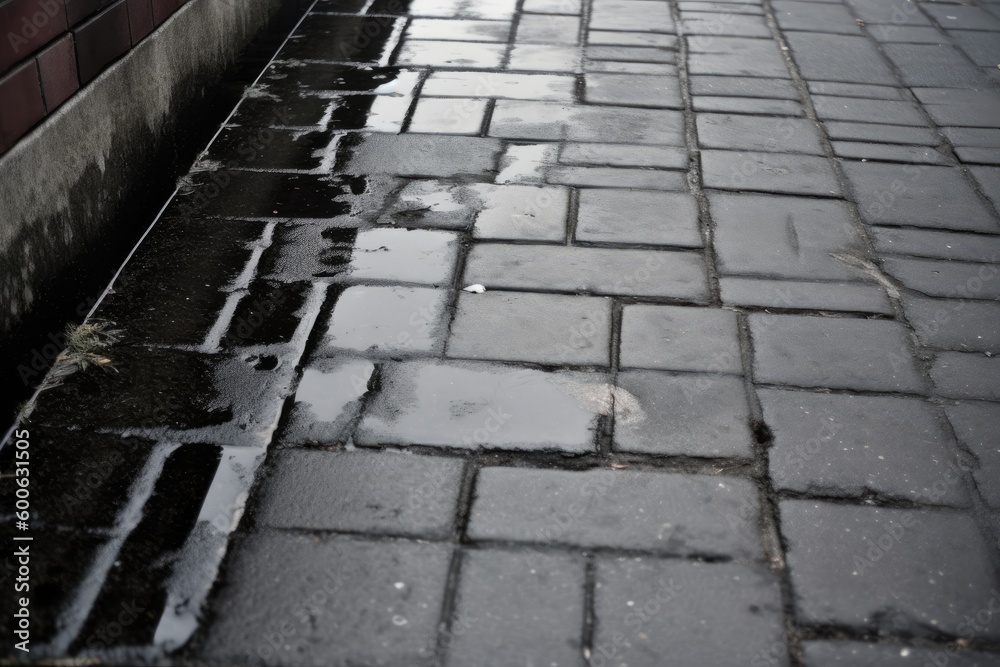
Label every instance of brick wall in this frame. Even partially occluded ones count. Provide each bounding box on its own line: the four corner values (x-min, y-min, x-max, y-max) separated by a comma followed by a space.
0, 0, 184, 153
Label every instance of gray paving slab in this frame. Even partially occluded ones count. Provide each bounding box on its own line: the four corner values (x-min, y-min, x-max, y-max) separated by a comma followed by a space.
546, 165, 688, 189
620, 304, 743, 374
832, 142, 949, 165
719, 277, 893, 313
930, 351, 1000, 401
462, 244, 709, 299
946, 401, 1000, 508
971, 165, 1000, 211
871, 25, 947, 44
445, 550, 585, 666
280, 357, 374, 445
256, 450, 464, 537
593, 560, 789, 667
784, 33, 898, 84
447, 290, 613, 366
807, 81, 904, 100
693, 96, 805, 116
812, 95, 927, 126
687, 37, 791, 78
884, 257, 1000, 300
922, 5, 1000, 31
584, 73, 683, 108
200, 531, 451, 666
801, 641, 1000, 666
355, 360, 608, 452
344, 133, 503, 177
842, 0, 932, 25
913, 88, 1000, 128
575, 189, 703, 247
559, 142, 689, 169
761, 389, 969, 505
870, 227, 1000, 262
903, 295, 1000, 353
680, 12, 771, 38
697, 114, 824, 154
949, 29, 1000, 67
614, 370, 754, 457
749, 314, 927, 392
842, 162, 1000, 232
689, 75, 799, 99
701, 150, 842, 196
471, 183, 570, 241
781, 501, 1000, 640
585, 45, 677, 64
490, 100, 686, 145
323, 285, 450, 355
468, 467, 762, 557
882, 43, 992, 88
709, 193, 869, 281
773, 1, 861, 35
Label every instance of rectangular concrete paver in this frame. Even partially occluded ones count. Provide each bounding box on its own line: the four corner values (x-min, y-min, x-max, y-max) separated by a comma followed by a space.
355, 360, 608, 452
447, 291, 612, 366
255, 449, 464, 538
463, 244, 709, 299
781, 501, 1000, 640
200, 531, 451, 666
750, 314, 927, 393
621, 304, 743, 374
761, 390, 969, 505
468, 467, 762, 558
444, 550, 585, 666
594, 560, 789, 667
614, 370, 754, 458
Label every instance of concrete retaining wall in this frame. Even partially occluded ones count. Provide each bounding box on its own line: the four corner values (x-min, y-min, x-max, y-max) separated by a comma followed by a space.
0, 0, 296, 338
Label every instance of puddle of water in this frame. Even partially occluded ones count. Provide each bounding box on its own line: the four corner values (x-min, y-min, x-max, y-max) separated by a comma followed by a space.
0, 427, 157, 532
399, 182, 466, 212
496, 143, 560, 183
221, 280, 313, 348
295, 361, 374, 422
94, 218, 263, 347
324, 285, 449, 354
153, 445, 265, 651
366, 94, 413, 132
378, 180, 484, 229
356, 360, 608, 452
176, 170, 355, 219
346, 228, 459, 285
281, 15, 402, 64
70, 443, 222, 653
341, 132, 503, 178
282, 357, 375, 445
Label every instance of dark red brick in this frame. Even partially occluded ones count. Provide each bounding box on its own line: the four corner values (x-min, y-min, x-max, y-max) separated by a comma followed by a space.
64, 0, 116, 27
36, 32, 78, 111
73, 0, 129, 83
125, 0, 152, 42
0, 59, 45, 152
0, 0, 68, 73
150, 0, 177, 26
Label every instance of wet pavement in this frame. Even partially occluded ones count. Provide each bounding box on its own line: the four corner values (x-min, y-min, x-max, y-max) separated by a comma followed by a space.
4, 0, 1000, 664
